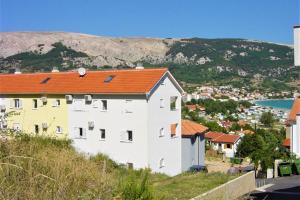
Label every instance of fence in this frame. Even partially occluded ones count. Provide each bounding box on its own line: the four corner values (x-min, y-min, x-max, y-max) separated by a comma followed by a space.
190, 171, 256, 200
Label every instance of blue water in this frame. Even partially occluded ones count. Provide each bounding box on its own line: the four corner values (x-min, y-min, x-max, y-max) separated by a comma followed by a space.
255, 99, 293, 110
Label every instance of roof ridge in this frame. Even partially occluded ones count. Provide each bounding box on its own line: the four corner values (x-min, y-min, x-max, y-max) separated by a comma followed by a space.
0, 67, 168, 76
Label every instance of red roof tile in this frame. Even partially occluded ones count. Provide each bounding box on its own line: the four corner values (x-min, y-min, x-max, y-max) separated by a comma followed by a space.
205, 131, 224, 140
288, 98, 300, 121
0, 68, 168, 94
212, 134, 240, 144
205, 131, 240, 144
283, 138, 290, 147
181, 119, 208, 136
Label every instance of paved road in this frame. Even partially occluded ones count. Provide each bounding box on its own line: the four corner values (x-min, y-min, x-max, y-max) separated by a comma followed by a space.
250, 175, 300, 200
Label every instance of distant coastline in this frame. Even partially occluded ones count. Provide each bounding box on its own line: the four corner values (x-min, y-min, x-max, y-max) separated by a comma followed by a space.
254, 99, 293, 111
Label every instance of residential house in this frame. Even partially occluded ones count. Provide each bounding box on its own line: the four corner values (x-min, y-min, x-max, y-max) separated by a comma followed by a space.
181, 119, 208, 171
205, 131, 241, 158
0, 68, 185, 176
286, 98, 300, 157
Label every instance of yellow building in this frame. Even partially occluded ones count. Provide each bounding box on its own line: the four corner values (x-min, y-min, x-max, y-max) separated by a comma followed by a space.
6, 94, 68, 139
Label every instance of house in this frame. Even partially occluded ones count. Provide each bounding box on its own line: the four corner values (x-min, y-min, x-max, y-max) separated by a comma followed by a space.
181, 119, 208, 171
286, 25, 300, 157
286, 98, 300, 157
0, 68, 185, 176
205, 131, 241, 158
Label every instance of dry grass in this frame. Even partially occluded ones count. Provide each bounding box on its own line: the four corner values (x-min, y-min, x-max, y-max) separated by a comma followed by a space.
0, 133, 238, 200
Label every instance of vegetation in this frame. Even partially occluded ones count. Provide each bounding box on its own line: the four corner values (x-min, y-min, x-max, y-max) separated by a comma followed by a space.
260, 112, 275, 127
0, 133, 237, 200
236, 128, 288, 173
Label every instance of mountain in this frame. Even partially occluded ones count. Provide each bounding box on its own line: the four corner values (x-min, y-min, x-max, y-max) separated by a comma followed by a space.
0, 32, 299, 91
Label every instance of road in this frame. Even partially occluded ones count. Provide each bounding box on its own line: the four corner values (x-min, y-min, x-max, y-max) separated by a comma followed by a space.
250, 175, 300, 200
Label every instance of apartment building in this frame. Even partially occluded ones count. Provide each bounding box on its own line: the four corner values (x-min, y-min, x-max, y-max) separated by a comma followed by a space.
0, 68, 186, 175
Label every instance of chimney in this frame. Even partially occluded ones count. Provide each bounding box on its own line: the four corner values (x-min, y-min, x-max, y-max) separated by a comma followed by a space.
294, 25, 300, 66
14, 67, 22, 74
52, 66, 59, 73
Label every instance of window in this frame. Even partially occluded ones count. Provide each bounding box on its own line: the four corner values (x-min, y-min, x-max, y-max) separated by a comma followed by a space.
73, 99, 84, 111
13, 123, 21, 131
159, 128, 164, 137
32, 99, 38, 109
92, 99, 99, 108
160, 98, 164, 108
56, 126, 63, 134
101, 100, 107, 111
100, 129, 106, 140
170, 96, 178, 110
12, 99, 22, 109
127, 130, 133, 141
225, 144, 232, 149
121, 130, 133, 142
159, 158, 165, 168
170, 123, 178, 137
34, 124, 39, 134
104, 75, 115, 83
125, 100, 133, 113
52, 99, 60, 107
74, 127, 86, 139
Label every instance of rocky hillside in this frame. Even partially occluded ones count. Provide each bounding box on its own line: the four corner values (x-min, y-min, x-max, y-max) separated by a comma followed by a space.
0, 32, 299, 90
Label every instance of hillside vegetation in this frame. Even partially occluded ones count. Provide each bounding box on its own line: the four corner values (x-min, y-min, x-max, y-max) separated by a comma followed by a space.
1, 32, 299, 91
0, 133, 236, 200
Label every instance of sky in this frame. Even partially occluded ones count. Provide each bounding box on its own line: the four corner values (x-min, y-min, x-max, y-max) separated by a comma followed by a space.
0, 0, 299, 44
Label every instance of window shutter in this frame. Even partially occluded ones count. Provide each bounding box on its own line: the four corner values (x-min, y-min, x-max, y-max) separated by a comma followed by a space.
83, 128, 86, 138
52, 100, 57, 107
19, 100, 23, 108
120, 130, 126, 141
73, 127, 79, 138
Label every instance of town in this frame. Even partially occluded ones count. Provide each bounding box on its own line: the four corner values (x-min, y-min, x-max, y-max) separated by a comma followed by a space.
0, 1, 299, 199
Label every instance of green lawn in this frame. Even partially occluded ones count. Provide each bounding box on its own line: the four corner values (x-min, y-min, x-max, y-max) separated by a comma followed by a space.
151, 172, 238, 200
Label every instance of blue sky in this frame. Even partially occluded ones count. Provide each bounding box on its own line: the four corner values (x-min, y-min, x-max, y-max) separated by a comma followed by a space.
1, 0, 299, 44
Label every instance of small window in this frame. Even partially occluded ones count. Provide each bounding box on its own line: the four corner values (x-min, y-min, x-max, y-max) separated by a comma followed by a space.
100, 129, 106, 140
170, 96, 178, 110
75, 127, 86, 139
56, 126, 63, 134
40, 77, 51, 84
127, 162, 133, 169
101, 100, 107, 111
225, 144, 232, 149
125, 100, 133, 113
159, 128, 164, 137
127, 130, 133, 141
79, 128, 84, 137
34, 124, 39, 134
104, 75, 115, 83
33, 99, 38, 109
13, 99, 22, 109
52, 99, 60, 107
159, 158, 165, 168
160, 99, 164, 108
170, 123, 178, 137
13, 123, 21, 131
92, 100, 99, 108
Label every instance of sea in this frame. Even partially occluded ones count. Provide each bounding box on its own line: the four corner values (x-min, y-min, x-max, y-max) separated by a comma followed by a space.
255, 99, 294, 111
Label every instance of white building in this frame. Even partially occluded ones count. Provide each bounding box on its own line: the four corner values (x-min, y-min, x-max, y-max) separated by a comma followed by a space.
205, 132, 241, 158
67, 68, 184, 176
287, 99, 300, 157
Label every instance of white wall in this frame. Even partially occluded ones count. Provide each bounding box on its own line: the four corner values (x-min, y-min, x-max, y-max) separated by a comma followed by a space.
294, 26, 300, 66
147, 76, 182, 176
69, 94, 149, 169
291, 114, 300, 157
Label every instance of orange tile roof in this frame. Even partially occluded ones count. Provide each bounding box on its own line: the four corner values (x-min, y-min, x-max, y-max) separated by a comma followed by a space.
205, 131, 224, 140
288, 98, 300, 121
181, 119, 208, 136
212, 134, 240, 144
0, 68, 168, 94
205, 131, 240, 144
282, 138, 290, 147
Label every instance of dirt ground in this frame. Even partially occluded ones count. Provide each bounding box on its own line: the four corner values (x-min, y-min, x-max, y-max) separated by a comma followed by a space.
205, 156, 252, 173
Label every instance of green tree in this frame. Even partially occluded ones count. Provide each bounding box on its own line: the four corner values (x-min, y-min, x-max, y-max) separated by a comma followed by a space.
260, 112, 275, 127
